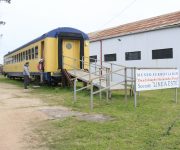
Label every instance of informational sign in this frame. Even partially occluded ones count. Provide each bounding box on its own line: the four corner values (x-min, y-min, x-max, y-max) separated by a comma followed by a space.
136, 69, 179, 91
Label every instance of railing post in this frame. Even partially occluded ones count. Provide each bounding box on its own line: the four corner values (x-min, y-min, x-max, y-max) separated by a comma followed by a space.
89, 62, 91, 81
134, 67, 137, 108
74, 79, 77, 102
90, 81, 93, 110
95, 59, 97, 75
99, 68, 102, 100
131, 67, 133, 96
111, 63, 113, 81
106, 68, 110, 101
175, 88, 178, 103
108, 68, 111, 99
124, 67, 127, 101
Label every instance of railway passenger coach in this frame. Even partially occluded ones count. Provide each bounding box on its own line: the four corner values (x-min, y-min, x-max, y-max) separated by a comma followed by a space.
3, 27, 90, 85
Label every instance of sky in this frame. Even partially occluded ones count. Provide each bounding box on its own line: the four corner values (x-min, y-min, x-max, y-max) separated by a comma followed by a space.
0, 0, 180, 64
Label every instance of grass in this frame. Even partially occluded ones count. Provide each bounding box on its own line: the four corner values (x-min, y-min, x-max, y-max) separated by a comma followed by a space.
1, 75, 180, 149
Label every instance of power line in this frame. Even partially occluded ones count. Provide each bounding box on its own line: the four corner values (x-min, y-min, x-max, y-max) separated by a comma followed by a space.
97, 0, 137, 30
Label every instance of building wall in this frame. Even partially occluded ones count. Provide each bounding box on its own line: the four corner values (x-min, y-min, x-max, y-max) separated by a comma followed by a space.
89, 27, 180, 82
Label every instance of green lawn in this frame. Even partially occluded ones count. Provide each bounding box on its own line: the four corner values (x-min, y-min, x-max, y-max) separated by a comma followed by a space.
1, 75, 180, 150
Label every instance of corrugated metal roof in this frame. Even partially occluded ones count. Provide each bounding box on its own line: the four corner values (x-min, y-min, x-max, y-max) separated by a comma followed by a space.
89, 11, 180, 42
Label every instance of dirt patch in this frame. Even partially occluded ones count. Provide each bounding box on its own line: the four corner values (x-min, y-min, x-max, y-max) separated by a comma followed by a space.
39, 106, 113, 122
0, 83, 48, 150
0, 82, 113, 150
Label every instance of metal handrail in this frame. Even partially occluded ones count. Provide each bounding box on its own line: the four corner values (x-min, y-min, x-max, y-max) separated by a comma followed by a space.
63, 55, 135, 83
82, 56, 126, 68
89, 68, 124, 82
63, 62, 79, 70
72, 70, 101, 80
63, 55, 107, 70
92, 81, 125, 95
64, 54, 136, 110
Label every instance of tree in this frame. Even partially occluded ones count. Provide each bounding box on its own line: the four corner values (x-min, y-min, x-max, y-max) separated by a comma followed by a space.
0, 0, 11, 37
0, 0, 11, 3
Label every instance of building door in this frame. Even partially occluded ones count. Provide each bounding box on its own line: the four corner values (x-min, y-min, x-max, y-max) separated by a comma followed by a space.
62, 39, 80, 70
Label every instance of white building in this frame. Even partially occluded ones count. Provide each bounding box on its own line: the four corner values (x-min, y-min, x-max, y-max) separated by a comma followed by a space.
89, 11, 180, 75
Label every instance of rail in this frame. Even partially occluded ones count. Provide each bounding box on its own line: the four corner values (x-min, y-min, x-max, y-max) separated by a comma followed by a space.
62, 55, 136, 110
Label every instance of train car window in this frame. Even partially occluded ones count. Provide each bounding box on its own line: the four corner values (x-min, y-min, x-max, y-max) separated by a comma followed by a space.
26, 50, 28, 60
29, 49, 31, 60
19, 53, 21, 62
35, 46, 38, 59
20, 53, 23, 62
14, 55, 16, 63
13, 56, 15, 63
17, 54, 19, 62
32, 48, 34, 59
12, 56, 13, 63
18, 53, 21, 62
22, 52, 25, 61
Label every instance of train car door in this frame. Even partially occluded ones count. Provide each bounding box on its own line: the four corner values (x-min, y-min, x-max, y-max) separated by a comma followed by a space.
62, 40, 80, 70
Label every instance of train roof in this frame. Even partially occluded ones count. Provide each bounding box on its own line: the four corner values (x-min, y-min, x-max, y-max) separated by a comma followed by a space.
4, 27, 89, 57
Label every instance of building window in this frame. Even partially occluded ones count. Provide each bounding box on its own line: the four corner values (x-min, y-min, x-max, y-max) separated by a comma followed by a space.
90, 55, 97, 62
125, 51, 141, 61
152, 48, 173, 59
35, 46, 38, 59
104, 53, 116, 62
17, 54, 18, 62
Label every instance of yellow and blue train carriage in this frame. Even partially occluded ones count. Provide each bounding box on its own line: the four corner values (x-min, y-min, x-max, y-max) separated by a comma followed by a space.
3, 27, 89, 85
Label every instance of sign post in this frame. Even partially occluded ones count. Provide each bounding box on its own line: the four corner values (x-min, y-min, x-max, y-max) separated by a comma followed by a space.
175, 88, 178, 103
